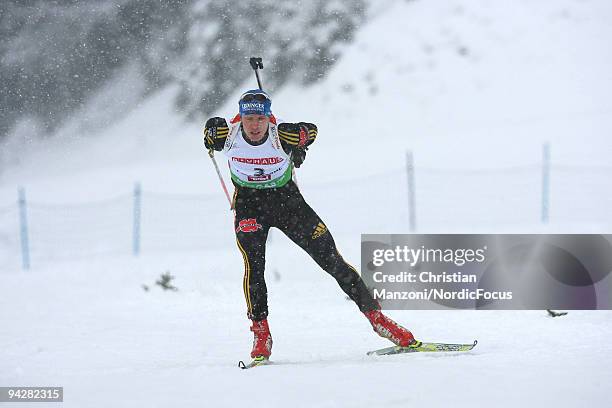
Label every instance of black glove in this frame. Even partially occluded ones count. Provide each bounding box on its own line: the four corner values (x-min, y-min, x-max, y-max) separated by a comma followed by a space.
203, 117, 229, 151
292, 146, 308, 168
278, 122, 317, 148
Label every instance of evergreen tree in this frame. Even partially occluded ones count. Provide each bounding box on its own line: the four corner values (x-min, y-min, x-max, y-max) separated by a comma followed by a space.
175, 0, 366, 120
0, 0, 365, 140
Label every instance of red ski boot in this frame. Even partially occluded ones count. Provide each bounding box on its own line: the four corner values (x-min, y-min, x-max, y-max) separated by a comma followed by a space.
364, 310, 416, 347
250, 319, 273, 358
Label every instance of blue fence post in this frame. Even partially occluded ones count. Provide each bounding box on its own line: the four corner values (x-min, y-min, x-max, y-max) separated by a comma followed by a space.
406, 150, 416, 232
133, 182, 142, 256
541, 142, 550, 224
18, 187, 30, 270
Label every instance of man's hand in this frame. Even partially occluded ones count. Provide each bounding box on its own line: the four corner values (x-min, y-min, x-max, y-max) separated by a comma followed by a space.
278, 122, 317, 167
203, 117, 229, 151
292, 147, 307, 168
278, 122, 317, 148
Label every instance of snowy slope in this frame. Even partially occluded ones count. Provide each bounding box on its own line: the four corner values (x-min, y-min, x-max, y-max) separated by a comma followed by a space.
1, 0, 611, 231
0, 246, 612, 407
1, 0, 612, 406
1, 250, 611, 407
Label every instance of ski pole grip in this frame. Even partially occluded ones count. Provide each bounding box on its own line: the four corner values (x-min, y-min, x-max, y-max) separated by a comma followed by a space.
249, 57, 263, 70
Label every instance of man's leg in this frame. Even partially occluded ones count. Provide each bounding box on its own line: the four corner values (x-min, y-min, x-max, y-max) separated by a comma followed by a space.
276, 187, 416, 346
235, 215, 270, 320
235, 213, 273, 358
275, 193, 379, 313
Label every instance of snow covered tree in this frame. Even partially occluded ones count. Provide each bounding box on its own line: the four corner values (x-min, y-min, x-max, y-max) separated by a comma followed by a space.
0, 0, 192, 140
174, 0, 366, 120
0, 0, 365, 140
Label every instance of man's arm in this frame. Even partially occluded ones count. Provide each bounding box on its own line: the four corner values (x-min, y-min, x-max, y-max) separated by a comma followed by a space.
203, 117, 230, 151
278, 122, 317, 168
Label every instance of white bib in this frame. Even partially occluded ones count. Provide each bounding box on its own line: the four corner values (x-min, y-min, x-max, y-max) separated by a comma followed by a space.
223, 120, 292, 189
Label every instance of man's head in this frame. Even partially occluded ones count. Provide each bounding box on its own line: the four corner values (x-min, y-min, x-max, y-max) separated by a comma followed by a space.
239, 89, 272, 142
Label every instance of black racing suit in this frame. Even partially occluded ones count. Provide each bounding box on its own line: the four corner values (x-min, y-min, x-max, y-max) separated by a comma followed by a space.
234, 179, 379, 320
205, 117, 380, 320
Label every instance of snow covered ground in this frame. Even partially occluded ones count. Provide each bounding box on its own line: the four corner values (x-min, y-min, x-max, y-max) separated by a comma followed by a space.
1, 0, 612, 406
1, 248, 611, 407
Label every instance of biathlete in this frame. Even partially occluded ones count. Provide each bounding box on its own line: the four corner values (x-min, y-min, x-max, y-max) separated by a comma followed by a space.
204, 89, 417, 359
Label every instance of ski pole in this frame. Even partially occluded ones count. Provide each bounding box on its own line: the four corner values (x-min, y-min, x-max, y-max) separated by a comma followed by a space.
206, 58, 262, 211
249, 57, 264, 89
208, 148, 233, 210
248, 57, 300, 187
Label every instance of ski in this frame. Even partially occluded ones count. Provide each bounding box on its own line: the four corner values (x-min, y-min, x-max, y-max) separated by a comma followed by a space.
367, 339, 478, 356
237, 340, 477, 367
238, 355, 271, 369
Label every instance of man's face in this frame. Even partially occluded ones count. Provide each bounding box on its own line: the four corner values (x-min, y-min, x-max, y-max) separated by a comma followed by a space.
242, 114, 270, 142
